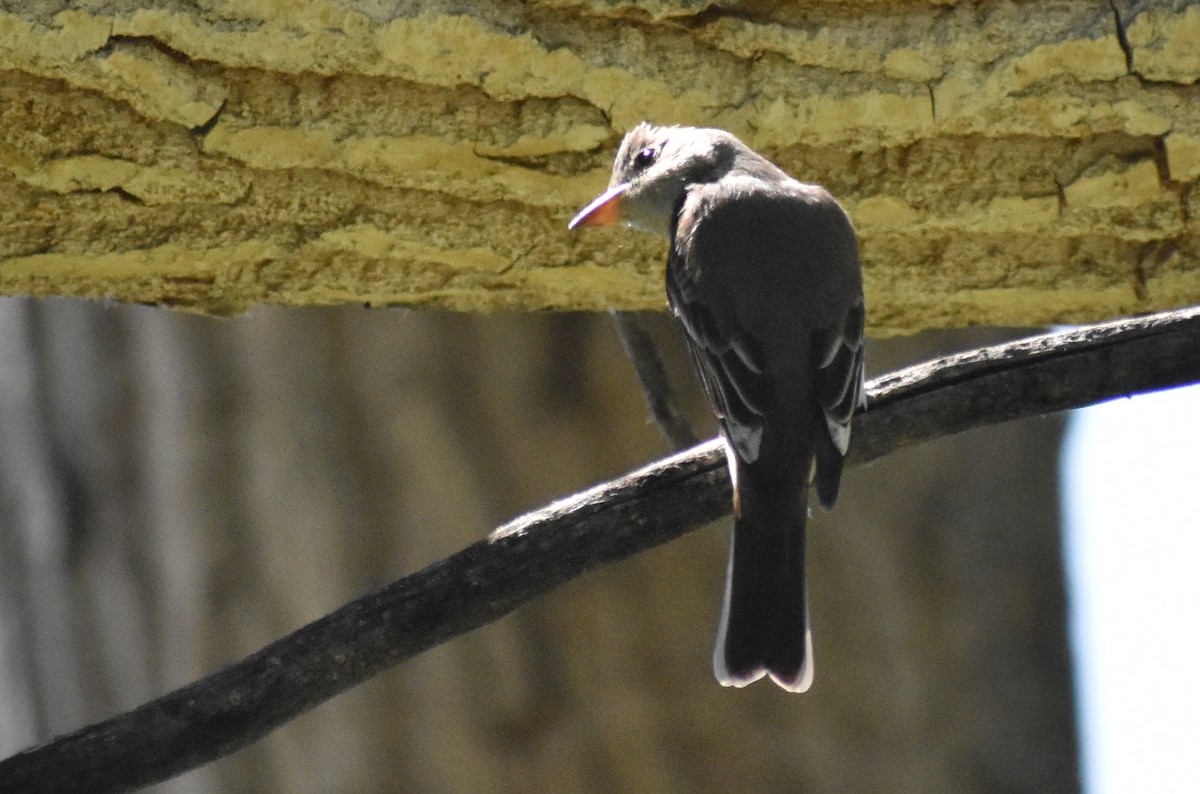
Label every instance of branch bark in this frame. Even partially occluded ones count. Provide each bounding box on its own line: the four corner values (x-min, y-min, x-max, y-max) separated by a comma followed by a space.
609, 310, 700, 450
2, 305, 1199, 792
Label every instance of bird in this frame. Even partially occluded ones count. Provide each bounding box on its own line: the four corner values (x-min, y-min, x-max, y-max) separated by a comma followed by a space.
568, 123, 865, 692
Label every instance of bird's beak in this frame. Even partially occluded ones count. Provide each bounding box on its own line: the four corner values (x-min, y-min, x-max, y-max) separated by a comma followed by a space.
568, 183, 629, 229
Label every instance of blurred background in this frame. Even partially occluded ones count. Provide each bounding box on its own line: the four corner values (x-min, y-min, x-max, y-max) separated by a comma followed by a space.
0, 299, 1078, 792
1064, 381, 1200, 794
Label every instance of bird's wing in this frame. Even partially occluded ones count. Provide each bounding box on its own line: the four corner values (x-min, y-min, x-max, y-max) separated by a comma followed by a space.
810, 295, 865, 507
667, 241, 771, 465
667, 180, 864, 506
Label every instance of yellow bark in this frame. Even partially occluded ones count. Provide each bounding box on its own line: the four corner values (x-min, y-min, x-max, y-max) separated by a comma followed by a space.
1, 1, 1196, 332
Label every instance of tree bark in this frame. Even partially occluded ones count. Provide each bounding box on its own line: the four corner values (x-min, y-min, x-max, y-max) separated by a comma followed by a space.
0, 1, 1197, 331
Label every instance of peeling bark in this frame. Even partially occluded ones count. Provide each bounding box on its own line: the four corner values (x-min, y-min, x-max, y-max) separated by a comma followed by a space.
0, 0, 1197, 329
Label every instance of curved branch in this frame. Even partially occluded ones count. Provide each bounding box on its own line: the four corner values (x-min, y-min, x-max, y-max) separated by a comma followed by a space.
4, 306, 1200, 792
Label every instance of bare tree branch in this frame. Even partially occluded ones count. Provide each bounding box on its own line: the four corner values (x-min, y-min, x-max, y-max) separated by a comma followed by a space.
3, 305, 1200, 793
609, 310, 699, 450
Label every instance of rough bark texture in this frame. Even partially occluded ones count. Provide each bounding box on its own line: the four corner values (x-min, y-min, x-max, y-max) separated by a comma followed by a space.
1, 1, 1197, 332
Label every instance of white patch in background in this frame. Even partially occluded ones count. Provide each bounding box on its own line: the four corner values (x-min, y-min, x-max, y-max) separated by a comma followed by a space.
1063, 383, 1200, 794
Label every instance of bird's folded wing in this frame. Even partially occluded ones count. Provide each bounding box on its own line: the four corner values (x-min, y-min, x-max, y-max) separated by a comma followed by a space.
667, 266, 770, 465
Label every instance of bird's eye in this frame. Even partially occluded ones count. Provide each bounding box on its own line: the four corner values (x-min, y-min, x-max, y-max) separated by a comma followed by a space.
633, 146, 657, 169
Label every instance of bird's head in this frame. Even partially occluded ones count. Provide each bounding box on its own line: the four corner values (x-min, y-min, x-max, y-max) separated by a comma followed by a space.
569, 123, 741, 238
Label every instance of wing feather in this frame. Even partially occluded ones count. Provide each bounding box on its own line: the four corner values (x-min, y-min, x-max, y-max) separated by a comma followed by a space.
667, 180, 864, 499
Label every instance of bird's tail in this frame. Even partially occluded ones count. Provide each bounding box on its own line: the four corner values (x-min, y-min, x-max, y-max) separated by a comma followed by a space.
713, 462, 812, 692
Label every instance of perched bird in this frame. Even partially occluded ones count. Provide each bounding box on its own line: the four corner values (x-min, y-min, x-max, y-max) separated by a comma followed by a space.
569, 123, 865, 691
